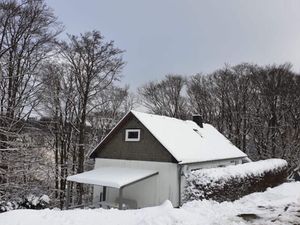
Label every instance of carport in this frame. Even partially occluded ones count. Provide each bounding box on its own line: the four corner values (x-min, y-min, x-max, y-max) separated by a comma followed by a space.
66, 167, 158, 209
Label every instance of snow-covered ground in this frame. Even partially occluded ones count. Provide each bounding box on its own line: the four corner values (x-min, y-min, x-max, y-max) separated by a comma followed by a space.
0, 182, 299, 225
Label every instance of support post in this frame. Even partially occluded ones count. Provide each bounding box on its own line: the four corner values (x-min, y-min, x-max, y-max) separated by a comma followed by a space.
178, 165, 182, 206
66, 181, 71, 210
103, 186, 106, 201
118, 187, 123, 210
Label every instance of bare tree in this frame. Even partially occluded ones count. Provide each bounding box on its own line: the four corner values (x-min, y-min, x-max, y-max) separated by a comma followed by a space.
40, 56, 130, 207
60, 30, 125, 203
87, 85, 132, 147
0, 0, 62, 200
139, 74, 188, 119
187, 63, 300, 172
249, 64, 300, 163
39, 60, 77, 207
187, 73, 216, 123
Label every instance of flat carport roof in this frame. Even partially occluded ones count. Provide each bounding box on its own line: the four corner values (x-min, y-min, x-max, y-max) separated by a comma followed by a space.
66, 167, 158, 209
67, 167, 158, 188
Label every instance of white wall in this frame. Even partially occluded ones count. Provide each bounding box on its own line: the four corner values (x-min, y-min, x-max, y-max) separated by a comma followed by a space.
184, 158, 243, 171
180, 158, 243, 202
94, 158, 180, 208
94, 158, 243, 208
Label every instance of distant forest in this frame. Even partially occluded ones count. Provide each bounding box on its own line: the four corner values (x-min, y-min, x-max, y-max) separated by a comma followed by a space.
0, 0, 299, 208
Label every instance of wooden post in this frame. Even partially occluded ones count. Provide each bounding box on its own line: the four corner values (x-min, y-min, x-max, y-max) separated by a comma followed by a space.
103, 186, 106, 201
118, 188, 123, 210
65, 181, 71, 210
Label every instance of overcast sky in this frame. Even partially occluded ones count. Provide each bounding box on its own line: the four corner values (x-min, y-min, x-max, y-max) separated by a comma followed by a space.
45, 0, 300, 89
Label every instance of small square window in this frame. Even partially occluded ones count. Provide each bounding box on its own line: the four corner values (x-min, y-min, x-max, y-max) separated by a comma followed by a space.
125, 129, 140, 141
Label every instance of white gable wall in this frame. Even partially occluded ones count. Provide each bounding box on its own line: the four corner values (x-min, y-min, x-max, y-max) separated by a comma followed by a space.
184, 158, 243, 171
94, 158, 179, 208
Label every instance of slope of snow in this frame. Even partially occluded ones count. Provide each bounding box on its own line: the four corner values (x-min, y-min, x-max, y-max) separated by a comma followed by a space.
131, 110, 247, 164
1, 182, 299, 225
67, 167, 158, 188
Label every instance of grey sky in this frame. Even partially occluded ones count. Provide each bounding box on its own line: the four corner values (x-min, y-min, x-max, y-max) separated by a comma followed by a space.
46, 0, 300, 89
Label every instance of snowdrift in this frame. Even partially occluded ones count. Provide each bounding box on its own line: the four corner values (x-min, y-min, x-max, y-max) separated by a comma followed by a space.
0, 182, 299, 225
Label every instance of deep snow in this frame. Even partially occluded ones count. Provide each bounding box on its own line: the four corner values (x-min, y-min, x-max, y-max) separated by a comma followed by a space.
0, 182, 299, 225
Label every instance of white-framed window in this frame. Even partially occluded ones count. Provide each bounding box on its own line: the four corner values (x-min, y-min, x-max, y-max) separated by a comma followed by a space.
125, 129, 141, 142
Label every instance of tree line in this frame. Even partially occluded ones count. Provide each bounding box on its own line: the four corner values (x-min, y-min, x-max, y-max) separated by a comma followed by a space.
139, 63, 300, 173
0, 0, 131, 207
1, 0, 299, 208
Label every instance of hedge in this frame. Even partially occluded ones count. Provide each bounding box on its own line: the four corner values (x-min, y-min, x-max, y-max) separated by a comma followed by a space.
182, 159, 288, 203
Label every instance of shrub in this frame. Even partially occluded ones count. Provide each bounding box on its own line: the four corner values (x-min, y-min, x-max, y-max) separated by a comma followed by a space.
182, 159, 288, 203
0, 201, 19, 213
0, 194, 50, 213
20, 194, 50, 209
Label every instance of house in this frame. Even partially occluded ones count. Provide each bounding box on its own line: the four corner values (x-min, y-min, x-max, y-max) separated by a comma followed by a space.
66, 110, 247, 209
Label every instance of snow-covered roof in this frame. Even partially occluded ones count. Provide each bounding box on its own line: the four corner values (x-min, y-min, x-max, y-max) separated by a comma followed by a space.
89, 110, 247, 164
130, 110, 247, 164
67, 167, 158, 188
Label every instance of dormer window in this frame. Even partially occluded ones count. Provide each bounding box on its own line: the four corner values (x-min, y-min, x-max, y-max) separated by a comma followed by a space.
125, 129, 140, 142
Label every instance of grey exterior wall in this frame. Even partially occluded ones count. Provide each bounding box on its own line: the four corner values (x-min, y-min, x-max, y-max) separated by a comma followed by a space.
94, 116, 177, 163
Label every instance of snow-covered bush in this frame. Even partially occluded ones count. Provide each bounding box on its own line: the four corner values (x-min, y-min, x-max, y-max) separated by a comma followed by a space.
0, 194, 50, 213
183, 159, 288, 203
20, 194, 50, 209
0, 201, 19, 213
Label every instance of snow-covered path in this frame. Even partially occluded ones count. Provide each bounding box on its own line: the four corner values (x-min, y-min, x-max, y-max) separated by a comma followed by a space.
1, 182, 299, 225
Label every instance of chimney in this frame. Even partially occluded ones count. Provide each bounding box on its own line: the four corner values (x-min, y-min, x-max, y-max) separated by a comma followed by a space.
193, 115, 203, 128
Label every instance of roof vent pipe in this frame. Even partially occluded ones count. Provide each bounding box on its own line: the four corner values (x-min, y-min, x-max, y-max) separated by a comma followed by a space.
193, 115, 203, 128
